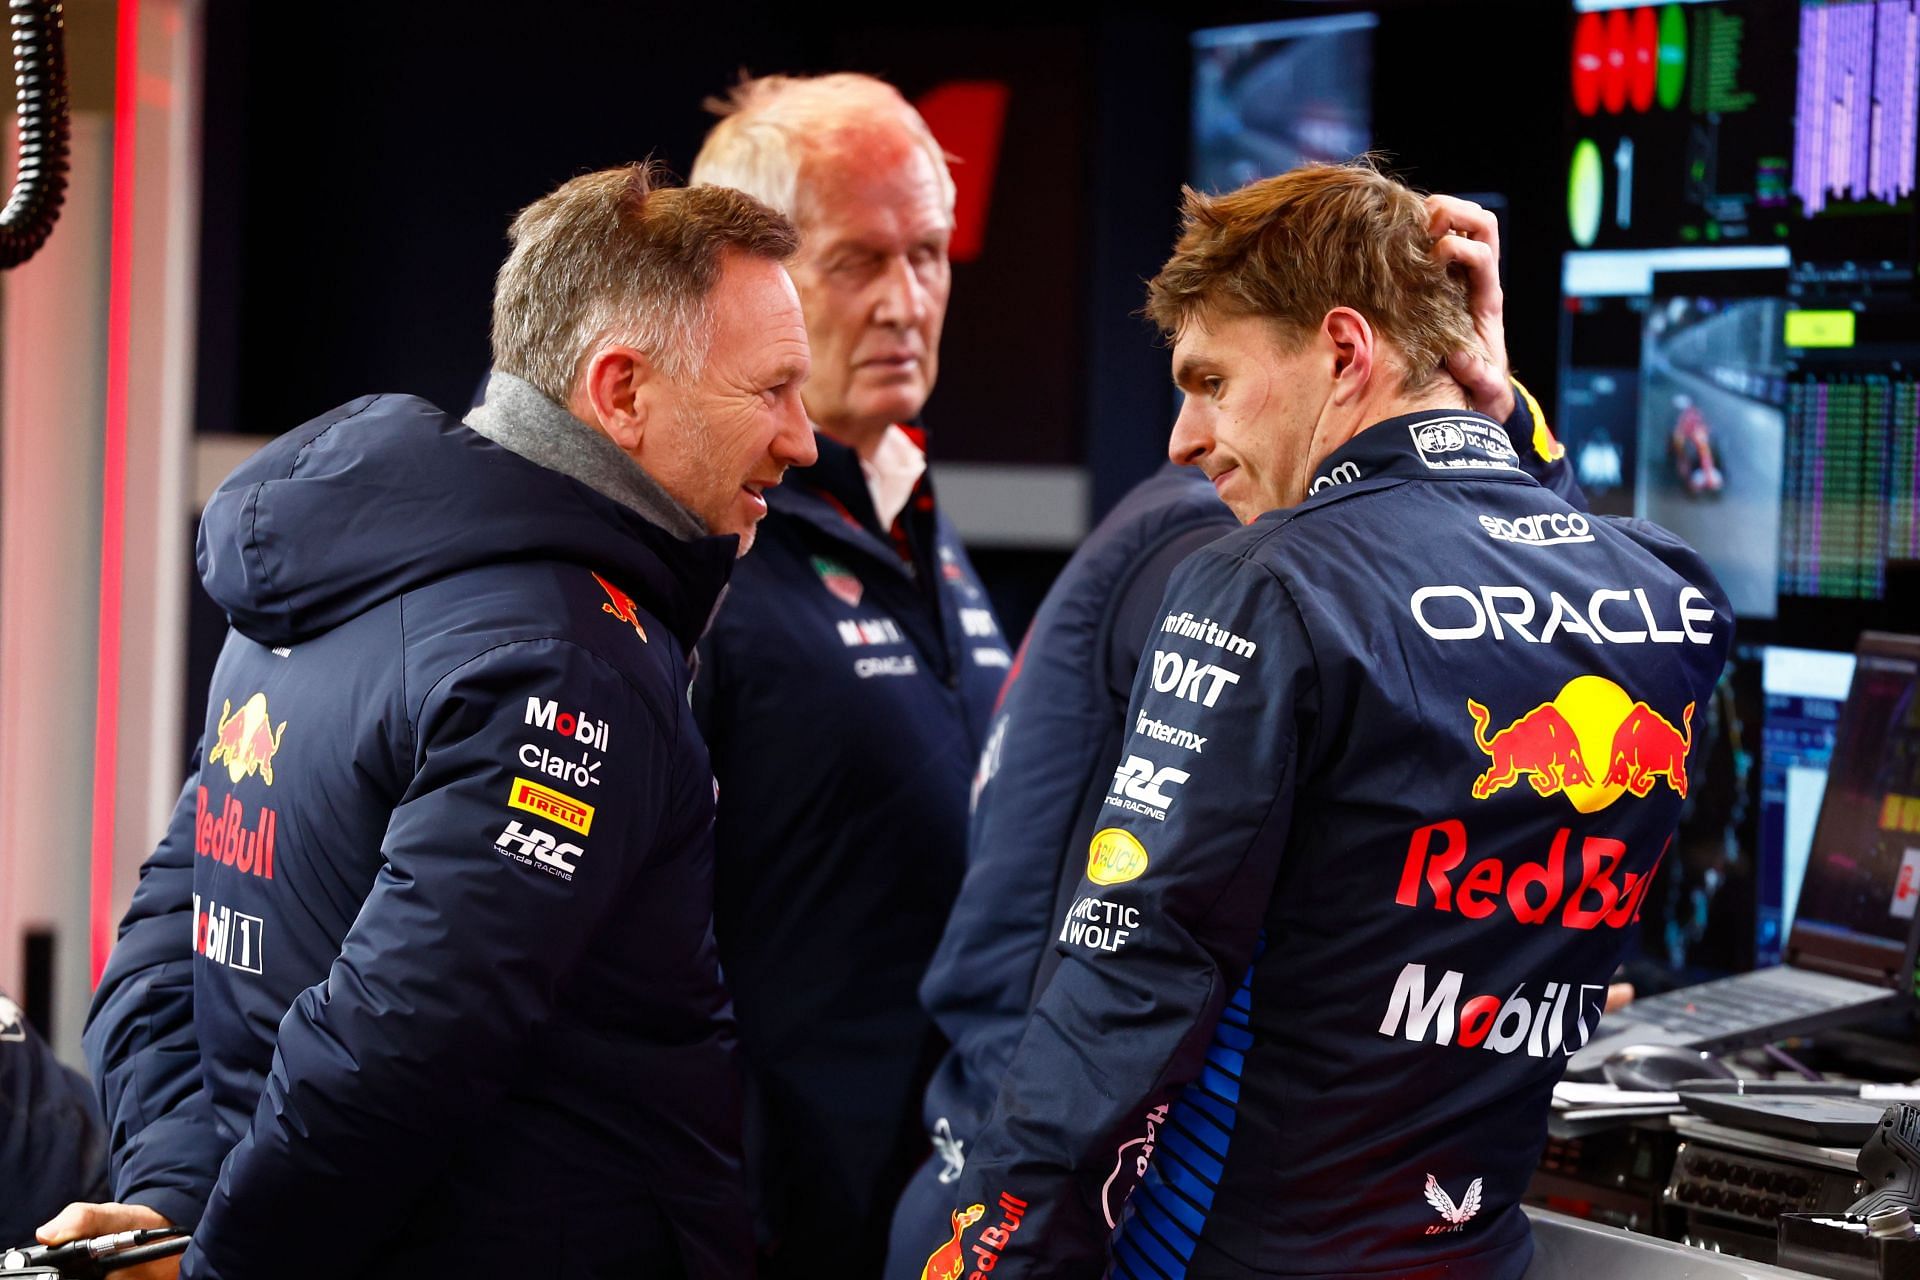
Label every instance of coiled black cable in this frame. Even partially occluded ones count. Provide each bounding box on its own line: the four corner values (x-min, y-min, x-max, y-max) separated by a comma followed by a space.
0, 0, 67, 269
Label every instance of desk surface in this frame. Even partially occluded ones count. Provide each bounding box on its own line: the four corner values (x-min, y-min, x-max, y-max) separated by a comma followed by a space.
1524, 1207, 1821, 1279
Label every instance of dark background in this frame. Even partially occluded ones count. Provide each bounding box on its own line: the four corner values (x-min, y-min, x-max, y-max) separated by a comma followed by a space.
184, 0, 1574, 753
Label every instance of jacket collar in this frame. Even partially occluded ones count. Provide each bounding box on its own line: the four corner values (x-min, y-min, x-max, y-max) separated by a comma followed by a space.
1302, 408, 1538, 502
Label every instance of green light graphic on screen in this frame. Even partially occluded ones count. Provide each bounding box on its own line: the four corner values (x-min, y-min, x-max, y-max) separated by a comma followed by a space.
1568, 139, 1604, 247
1657, 5, 1687, 110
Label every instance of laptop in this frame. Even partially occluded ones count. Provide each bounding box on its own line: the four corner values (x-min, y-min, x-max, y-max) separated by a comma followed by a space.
1567, 632, 1920, 1078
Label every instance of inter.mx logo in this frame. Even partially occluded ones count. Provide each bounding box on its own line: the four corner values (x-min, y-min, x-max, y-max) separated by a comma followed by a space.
1149, 651, 1240, 707
1106, 755, 1189, 821
495, 820, 584, 881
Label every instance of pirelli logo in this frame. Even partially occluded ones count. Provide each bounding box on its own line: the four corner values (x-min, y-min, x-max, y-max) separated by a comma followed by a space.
508, 777, 594, 836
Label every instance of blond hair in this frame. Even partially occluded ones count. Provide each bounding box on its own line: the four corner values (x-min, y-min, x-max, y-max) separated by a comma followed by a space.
690, 72, 955, 225
1146, 161, 1481, 392
491, 161, 797, 404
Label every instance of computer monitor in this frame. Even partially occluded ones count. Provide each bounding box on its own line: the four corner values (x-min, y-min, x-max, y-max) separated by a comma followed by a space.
1566, 0, 1797, 250
1557, 245, 1791, 518
1635, 270, 1790, 617
1756, 644, 1858, 962
1786, 632, 1920, 983
1190, 13, 1375, 192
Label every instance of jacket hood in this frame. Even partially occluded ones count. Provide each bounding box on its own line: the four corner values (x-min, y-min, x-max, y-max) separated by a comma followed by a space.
197, 394, 737, 650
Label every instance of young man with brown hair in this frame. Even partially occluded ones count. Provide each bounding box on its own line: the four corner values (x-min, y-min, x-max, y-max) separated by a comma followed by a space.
929, 161, 1730, 1280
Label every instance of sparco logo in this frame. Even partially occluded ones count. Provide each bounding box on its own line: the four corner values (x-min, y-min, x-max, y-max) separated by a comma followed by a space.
1150, 651, 1241, 707
1395, 820, 1666, 931
1311, 460, 1362, 494
1161, 611, 1258, 658
1106, 755, 1189, 821
1378, 962, 1607, 1058
524, 698, 610, 751
1478, 511, 1593, 547
1410, 584, 1716, 645
494, 820, 584, 880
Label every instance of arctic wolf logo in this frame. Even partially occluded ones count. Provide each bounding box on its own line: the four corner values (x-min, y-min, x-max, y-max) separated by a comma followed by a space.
1423, 1174, 1483, 1234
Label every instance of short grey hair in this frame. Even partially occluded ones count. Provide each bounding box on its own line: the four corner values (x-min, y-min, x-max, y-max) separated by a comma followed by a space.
690, 73, 956, 225
490, 161, 798, 404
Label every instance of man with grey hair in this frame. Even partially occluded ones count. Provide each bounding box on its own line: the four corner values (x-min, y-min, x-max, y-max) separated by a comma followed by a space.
50, 162, 813, 1279
687, 73, 1011, 1277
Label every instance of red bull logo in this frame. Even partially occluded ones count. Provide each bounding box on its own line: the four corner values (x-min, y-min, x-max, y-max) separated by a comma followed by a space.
194, 786, 276, 880
208, 693, 286, 786
592, 572, 648, 642
1468, 676, 1693, 813
921, 1204, 985, 1280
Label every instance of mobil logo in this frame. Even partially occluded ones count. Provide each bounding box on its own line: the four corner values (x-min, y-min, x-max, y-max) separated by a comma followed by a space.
1468, 676, 1693, 813
1379, 960, 1609, 1059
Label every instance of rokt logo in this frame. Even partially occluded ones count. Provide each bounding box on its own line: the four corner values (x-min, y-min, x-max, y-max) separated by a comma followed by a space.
1150, 650, 1240, 707
1468, 676, 1693, 813
208, 693, 286, 786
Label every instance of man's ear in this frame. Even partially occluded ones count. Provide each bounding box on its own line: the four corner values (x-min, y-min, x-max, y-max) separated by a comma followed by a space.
573, 344, 657, 452
1322, 307, 1376, 406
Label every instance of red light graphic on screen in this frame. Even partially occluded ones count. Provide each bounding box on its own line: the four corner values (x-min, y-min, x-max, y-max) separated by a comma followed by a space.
913, 81, 1010, 265
1600, 8, 1630, 114
1572, 11, 1603, 116
1628, 6, 1658, 112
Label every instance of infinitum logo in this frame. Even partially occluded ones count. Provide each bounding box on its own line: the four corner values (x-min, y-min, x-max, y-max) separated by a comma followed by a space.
1160, 611, 1257, 658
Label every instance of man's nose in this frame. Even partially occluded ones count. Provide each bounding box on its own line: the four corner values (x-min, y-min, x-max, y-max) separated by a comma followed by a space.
1168, 397, 1210, 468
773, 396, 818, 468
871, 254, 930, 330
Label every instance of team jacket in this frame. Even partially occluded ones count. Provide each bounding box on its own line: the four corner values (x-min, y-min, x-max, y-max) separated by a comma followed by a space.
0, 990, 108, 1241
693, 429, 1009, 1248
933, 408, 1729, 1280
85, 394, 750, 1279
910, 387, 1580, 1193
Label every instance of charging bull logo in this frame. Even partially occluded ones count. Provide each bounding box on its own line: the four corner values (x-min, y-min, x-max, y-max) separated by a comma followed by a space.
592, 572, 648, 643
920, 1204, 985, 1280
1468, 676, 1692, 813
208, 693, 286, 786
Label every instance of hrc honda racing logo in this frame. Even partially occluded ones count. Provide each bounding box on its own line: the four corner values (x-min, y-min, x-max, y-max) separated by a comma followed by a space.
1379, 961, 1608, 1058
494, 820, 583, 880
1105, 755, 1188, 821
1468, 677, 1692, 813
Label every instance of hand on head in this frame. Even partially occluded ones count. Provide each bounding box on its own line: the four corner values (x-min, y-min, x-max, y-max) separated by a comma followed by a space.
1425, 194, 1515, 422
